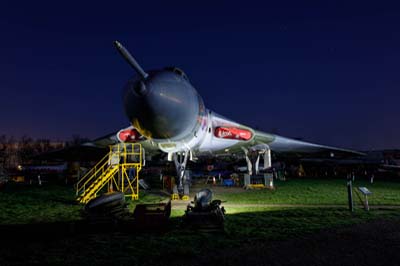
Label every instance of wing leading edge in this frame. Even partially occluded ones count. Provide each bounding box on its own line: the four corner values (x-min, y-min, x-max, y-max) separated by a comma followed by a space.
252, 130, 365, 157
207, 112, 364, 158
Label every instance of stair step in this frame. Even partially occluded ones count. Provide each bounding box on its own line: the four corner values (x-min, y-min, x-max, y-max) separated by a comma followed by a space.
76, 147, 142, 203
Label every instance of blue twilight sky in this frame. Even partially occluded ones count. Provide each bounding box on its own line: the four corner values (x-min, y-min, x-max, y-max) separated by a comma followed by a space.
0, 1, 399, 150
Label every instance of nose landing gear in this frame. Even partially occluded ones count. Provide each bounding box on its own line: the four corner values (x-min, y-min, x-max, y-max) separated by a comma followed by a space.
171, 151, 191, 200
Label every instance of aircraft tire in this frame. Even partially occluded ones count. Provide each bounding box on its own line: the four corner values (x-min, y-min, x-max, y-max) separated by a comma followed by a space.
85, 192, 125, 211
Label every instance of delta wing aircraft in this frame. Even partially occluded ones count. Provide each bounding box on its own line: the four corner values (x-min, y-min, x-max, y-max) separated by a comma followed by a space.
88, 41, 363, 196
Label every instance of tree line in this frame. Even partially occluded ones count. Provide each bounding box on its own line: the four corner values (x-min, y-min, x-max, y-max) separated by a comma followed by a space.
0, 134, 89, 169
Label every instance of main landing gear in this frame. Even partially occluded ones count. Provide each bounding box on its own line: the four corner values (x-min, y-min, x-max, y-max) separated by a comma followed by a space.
243, 145, 272, 176
242, 145, 275, 189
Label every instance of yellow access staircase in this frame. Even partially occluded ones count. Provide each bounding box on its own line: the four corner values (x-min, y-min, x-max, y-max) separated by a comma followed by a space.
75, 143, 143, 204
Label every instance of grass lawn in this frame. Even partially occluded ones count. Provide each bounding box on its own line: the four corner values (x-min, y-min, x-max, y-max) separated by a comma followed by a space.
1, 206, 399, 266
1, 178, 399, 224
0, 179, 399, 265
0, 183, 81, 224
213, 178, 400, 205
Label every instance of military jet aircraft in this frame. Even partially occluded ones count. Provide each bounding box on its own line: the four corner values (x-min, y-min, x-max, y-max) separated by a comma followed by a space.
88, 41, 363, 196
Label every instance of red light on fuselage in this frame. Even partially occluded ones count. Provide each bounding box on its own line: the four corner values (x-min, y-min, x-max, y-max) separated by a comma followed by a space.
214, 127, 252, 141
117, 128, 141, 142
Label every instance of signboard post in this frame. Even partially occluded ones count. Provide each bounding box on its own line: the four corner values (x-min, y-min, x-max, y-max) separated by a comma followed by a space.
347, 175, 354, 212
358, 187, 372, 211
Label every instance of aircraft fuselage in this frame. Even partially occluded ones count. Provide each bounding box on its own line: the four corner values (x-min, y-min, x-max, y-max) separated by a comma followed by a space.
123, 68, 254, 154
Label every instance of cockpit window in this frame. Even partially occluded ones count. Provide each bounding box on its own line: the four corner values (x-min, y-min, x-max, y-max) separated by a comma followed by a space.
165, 67, 189, 81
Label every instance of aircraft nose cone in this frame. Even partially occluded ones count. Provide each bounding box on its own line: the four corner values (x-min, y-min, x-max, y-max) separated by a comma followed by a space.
123, 72, 202, 140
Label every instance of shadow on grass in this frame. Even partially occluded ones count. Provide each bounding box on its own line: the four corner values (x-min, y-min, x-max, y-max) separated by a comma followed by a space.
0, 208, 400, 265
0, 217, 178, 244
1, 207, 399, 255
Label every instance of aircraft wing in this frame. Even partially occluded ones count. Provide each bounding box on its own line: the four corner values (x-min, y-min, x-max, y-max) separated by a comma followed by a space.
207, 112, 364, 158
78, 116, 363, 160
253, 130, 364, 157
34, 127, 162, 162
83, 128, 161, 156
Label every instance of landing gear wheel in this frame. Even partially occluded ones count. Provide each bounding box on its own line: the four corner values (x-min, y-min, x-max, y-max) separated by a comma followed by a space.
181, 195, 190, 200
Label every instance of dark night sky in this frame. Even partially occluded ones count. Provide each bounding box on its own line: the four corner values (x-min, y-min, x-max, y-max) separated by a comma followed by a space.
1, 1, 399, 150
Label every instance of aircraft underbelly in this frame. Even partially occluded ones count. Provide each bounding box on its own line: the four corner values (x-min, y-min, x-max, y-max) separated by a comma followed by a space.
198, 136, 240, 153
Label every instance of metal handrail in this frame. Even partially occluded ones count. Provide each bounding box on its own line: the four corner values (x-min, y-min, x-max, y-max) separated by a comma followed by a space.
75, 143, 143, 199
79, 166, 120, 203
75, 153, 109, 195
